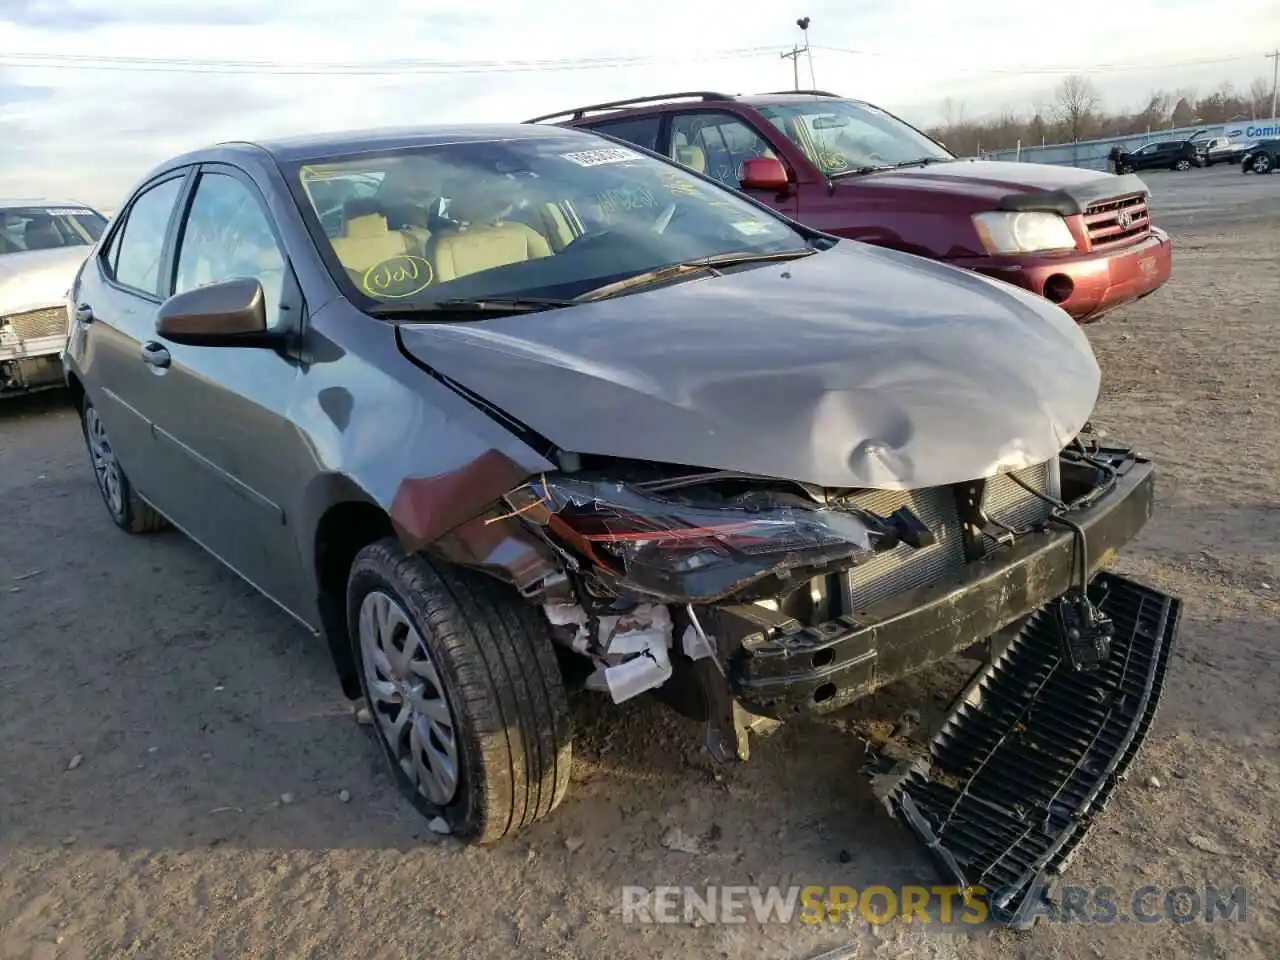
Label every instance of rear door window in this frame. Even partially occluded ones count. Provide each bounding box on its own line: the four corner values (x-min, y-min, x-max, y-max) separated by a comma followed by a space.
587, 116, 663, 152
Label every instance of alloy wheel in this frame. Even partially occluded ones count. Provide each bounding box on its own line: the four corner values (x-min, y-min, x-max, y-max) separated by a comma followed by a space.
357, 589, 459, 805
85, 406, 124, 518
1255, 155, 1272, 174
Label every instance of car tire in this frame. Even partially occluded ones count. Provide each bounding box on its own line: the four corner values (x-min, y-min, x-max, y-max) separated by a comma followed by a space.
1174, 159, 1191, 171
79, 395, 169, 534
346, 538, 573, 844
1253, 154, 1273, 175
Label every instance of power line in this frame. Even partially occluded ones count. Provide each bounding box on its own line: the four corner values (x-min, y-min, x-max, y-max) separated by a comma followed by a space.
0, 47, 787, 76
814, 45, 1262, 76
0, 45, 1266, 81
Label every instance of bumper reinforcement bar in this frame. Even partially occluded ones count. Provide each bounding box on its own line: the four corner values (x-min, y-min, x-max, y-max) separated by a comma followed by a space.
864, 571, 1181, 929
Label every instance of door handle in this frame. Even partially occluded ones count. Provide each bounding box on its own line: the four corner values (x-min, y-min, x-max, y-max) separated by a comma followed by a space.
140, 341, 171, 369
75, 303, 94, 323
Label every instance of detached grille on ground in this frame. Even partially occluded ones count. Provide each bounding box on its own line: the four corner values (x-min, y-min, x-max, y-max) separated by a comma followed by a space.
1084, 194, 1150, 250
4, 306, 69, 343
866, 572, 1181, 928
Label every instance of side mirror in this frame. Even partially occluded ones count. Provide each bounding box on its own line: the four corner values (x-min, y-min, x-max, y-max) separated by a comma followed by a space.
155, 277, 274, 346
739, 156, 790, 192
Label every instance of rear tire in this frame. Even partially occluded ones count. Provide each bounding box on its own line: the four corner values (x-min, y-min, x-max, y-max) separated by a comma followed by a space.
1173, 159, 1191, 171
346, 538, 572, 844
1253, 154, 1273, 175
79, 395, 168, 534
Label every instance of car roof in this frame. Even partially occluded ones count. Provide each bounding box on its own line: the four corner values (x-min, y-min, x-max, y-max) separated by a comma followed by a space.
0, 198, 100, 211
154, 123, 610, 172
525, 90, 873, 124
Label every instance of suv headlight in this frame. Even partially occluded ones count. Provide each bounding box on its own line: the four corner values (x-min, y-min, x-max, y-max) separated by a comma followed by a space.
972, 211, 1077, 255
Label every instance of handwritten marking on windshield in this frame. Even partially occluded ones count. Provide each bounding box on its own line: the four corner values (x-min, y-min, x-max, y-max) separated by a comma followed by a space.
362, 256, 434, 299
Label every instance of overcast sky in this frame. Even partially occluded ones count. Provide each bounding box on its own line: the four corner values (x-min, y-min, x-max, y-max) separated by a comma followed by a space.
2, 0, 1277, 207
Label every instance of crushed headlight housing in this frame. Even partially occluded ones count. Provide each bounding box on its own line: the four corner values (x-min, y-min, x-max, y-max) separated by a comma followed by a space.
972, 211, 1077, 255
505, 475, 924, 603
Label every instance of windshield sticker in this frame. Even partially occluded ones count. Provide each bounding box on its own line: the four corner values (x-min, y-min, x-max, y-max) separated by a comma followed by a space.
46, 208, 94, 217
730, 221, 772, 236
361, 256, 433, 299
560, 147, 641, 167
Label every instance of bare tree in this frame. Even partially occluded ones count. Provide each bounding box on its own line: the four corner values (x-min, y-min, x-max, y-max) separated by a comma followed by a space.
1052, 74, 1100, 142
1249, 77, 1270, 118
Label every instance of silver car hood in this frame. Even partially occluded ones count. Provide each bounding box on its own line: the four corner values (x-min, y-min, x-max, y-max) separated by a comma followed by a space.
397, 241, 1101, 490
0, 247, 89, 316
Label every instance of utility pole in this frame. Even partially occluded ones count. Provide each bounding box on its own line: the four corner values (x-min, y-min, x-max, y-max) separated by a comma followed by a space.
780, 16, 811, 91
1268, 48, 1279, 120
781, 45, 802, 91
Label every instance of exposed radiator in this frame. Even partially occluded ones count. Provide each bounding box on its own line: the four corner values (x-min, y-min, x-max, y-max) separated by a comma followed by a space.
842, 461, 1061, 613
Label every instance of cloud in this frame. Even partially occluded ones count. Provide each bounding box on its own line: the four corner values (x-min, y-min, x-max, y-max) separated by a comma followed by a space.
1, 0, 1276, 206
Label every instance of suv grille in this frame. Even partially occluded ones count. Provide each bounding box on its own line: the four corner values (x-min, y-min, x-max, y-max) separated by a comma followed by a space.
3, 306, 70, 343
1083, 194, 1150, 249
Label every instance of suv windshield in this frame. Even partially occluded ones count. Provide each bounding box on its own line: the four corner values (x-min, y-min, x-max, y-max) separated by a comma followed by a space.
756, 99, 953, 176
0, 205, 106, 256
288, 134, 809, 309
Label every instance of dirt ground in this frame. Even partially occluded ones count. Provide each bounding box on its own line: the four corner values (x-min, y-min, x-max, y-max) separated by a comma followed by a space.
1, 168, 1277, 960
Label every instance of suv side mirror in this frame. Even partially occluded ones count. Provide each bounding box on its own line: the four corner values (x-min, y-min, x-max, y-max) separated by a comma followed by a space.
156, 277, 274, 346
740, 156, 790, 191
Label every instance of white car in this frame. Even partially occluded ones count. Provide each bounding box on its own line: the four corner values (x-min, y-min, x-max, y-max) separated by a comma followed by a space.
0, 199, 109, 395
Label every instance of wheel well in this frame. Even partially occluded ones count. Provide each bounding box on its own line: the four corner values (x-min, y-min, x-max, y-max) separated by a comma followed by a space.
314, 501, 394, 698
66, 371, 85, 410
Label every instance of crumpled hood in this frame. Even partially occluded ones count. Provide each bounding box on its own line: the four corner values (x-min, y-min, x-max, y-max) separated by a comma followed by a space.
396, 240, 1101, 491
850, 160, 1145, 213
0, 247, 88, 316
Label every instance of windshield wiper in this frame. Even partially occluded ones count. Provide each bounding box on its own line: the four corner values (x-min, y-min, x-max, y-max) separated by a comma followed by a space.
890, 156, 951, 168
833, 157, 951, 178
369, 296, 576, 319
574, 248, 818, 302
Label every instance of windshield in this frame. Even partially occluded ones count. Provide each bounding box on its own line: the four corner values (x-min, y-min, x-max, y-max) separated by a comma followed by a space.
0, 205, 106, 256
287, 134, 809, 309
755, 99, 953, 176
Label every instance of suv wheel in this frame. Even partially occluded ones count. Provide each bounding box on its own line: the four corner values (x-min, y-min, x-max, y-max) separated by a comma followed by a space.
347, 538, 573, 844
80, 396, 168, 534
1253, 154, 1273, 175
1174, 158, 1192, 171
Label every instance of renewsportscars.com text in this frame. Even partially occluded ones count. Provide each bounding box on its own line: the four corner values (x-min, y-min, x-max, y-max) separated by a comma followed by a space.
620, 883, 1247, 926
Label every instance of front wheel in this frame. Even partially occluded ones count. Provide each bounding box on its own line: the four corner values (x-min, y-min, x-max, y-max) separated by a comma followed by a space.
1252, 154, 1273, 175
1173, 159, 1192, 171
347, 539, 573, 844
79, 396, 168, 534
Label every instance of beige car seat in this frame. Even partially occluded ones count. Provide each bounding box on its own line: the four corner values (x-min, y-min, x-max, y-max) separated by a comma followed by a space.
426, 193, 552, 283
673, 144, 707, 173
329, 201, 413, 274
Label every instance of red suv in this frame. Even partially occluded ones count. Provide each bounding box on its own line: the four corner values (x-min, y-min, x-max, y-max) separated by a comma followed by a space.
527, 91, 1172, 323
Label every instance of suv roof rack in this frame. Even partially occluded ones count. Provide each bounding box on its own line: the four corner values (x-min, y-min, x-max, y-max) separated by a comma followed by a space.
524, 91, 736, 124
758, 89, 843, 97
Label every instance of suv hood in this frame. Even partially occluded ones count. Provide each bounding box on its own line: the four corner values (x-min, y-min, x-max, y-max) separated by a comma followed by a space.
396, 241, 1100, 491
849, 160, 1148, 214
0, 246, 89, 316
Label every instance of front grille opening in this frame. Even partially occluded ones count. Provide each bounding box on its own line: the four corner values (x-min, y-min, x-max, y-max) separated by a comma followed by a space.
4, 306, 69, 342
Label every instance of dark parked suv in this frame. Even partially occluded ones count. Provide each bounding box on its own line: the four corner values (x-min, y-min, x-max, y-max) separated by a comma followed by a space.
528, 90, 1172, 323
1110, 139, 1206, 173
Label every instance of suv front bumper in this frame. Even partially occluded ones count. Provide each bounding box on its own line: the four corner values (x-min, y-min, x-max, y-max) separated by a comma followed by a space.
712, 452, 1157, 718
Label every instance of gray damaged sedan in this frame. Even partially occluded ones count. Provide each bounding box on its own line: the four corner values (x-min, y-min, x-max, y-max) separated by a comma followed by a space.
62, 124, 1180, 923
